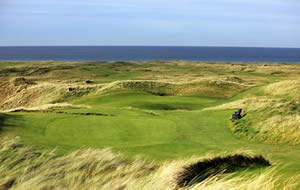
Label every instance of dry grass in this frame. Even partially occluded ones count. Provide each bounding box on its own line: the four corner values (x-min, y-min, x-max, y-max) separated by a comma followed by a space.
257, 115, 300, 145
0, 76, 249, 111
96, 77, 249, 98
204, 97, 278, 111
187, 169, 298, 190
0, 138, 156, 190
0, 138, 298, 190
1, 103, 89, 113
4, 61, 292, 112
0, 78, 102, 111
206, 95, 300, 144
176, 154, 270, 187
205, 78, 300, 145
265, 80, 300, 100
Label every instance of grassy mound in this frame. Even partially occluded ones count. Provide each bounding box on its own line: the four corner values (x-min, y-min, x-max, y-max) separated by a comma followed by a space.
96, 78, 248, 98
264, 80, 300, 100
1, 138, 296, 190
0, 78, 100, 111
0, 76, 247, 112
205, 97, 277, 111
207, 96, 300, 144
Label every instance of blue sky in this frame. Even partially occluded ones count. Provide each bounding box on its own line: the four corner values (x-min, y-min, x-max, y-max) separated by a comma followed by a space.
0, 0, 300, 47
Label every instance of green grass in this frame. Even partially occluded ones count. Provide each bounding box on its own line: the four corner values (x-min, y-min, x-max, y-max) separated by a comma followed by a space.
1, 61, 300, 186
2, 90, 300, 179
2, 91, 225, 156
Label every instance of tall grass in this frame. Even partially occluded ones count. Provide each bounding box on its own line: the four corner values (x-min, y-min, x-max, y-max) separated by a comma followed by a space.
0, 138, 298, 190
265, 80, 300, 100
206, 87, 300, 145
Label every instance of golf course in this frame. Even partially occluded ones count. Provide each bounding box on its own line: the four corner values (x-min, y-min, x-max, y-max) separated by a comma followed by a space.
1, 61, 300, 189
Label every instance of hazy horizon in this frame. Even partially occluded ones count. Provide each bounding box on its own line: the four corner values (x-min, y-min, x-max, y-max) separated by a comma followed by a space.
1, 45, 300, 49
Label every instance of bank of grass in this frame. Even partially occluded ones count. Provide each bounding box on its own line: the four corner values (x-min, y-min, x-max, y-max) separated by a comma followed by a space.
264, 80, 300, 100
0, 76, 248, 111
207, 80, 300, 145
1, 138, 298, 190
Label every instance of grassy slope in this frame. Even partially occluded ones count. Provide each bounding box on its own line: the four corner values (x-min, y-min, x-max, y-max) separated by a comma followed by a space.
1, 61, 300, 186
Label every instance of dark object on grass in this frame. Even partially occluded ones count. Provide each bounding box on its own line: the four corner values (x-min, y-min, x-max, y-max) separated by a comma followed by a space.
232, 109, 243, 120
68, 87, 75, 92
176, 154, 271, 187
85, 80, 94, 84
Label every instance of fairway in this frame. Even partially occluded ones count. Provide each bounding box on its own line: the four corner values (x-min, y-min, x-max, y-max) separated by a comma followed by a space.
3, 91, 228, 157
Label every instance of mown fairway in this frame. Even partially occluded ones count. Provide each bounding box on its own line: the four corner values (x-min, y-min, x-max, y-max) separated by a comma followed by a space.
3, 91, 228, 157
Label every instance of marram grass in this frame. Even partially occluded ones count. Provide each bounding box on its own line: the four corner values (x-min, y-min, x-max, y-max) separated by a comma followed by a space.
0, 138, 298, 190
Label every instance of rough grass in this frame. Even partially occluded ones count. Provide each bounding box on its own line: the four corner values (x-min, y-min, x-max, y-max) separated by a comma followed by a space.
0, 60, 284, 112
1, 138, 297, 190
207, 94, 300, 144
1, 60, 274, 111
258, 115, 300, 144
264, 80, 300, 100
95, 77, 248, 98
0, 76, 248, 111
204, 97, 277, 111
176, 154, 270, 187
0, 138, 155, 190
0, 78, 101, 111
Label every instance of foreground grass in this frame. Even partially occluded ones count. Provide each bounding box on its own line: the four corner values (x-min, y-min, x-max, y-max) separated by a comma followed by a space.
1, 138, 298, 190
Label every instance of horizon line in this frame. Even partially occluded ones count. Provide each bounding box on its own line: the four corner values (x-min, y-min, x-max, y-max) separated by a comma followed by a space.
0, 45, 300, 49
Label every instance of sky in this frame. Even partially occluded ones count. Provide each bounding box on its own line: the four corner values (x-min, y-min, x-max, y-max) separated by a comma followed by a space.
0, 0, 300, 47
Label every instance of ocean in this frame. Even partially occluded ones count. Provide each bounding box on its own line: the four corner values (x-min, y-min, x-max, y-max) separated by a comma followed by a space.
0, 46, 299, 63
